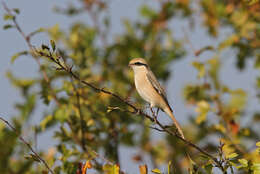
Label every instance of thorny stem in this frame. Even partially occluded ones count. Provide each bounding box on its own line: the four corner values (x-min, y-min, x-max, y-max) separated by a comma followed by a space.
0, 117, 55, 174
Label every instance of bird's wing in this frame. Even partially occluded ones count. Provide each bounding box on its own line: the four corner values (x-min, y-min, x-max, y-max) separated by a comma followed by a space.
146, 70, 172, 111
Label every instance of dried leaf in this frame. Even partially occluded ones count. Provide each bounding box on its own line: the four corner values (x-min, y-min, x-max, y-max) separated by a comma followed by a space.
139, 165, 147, 174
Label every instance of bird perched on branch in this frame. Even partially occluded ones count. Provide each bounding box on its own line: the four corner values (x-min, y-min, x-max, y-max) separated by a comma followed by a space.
129, 58, 185, 139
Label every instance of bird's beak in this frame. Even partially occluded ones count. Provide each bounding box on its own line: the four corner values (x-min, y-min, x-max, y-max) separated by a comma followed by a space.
128, 63, 133, 67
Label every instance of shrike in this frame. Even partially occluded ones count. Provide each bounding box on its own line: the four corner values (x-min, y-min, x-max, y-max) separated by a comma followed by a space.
129, 58, 185, 139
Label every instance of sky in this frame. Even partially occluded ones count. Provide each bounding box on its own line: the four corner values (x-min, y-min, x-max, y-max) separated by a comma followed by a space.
0, 0, 259, 173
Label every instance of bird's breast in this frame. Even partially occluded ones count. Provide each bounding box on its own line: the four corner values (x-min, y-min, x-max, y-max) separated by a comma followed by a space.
134, 72, 159, 106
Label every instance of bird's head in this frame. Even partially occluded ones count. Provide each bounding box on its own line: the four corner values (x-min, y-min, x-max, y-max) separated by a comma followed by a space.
128, 58, 148, 73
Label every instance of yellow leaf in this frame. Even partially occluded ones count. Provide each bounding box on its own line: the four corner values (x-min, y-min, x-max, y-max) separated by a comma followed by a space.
195, 100, 210, 124
218, 34, 239, 50
238, 159, 248, 167
229, 89, 247, 111
87, 119, 95, 126
152, 168, 162, 174
214, 124, 226, 133
103, 164, 120, 174
226, 153, 238, 159
139, 165, 147, 174
40, 115, 54, 131
192, 62, 205, 79
251, 163, 260, 174
222, 144, 235, 157
231, 11, 248, 27
82, 161, 89, 174
168, 161, 172, 174
247, 0, 259, 5
256, 142, 260, 147
241, 22, 256, 38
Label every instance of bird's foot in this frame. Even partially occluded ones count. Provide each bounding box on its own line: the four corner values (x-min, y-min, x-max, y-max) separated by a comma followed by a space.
150, 107, 157, 122
156, 108, 160, 117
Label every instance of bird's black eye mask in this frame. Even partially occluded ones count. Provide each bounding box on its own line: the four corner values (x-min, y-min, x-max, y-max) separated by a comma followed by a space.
134, 62, 147, 67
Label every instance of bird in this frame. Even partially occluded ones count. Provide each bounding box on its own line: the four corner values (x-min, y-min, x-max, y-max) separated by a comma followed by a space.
129, 58, 185, 139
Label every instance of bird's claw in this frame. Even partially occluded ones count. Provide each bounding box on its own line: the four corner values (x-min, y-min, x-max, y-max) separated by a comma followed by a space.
150, 107, 158, 122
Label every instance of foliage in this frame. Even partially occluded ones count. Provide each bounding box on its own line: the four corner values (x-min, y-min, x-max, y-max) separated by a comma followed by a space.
1, 0, 260, 174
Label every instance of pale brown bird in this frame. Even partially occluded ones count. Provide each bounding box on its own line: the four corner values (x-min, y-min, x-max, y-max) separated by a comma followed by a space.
129, 58, 185, 139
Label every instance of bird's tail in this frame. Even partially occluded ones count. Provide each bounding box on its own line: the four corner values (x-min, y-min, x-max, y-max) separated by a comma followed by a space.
164, 107, 185, 139
164, 107, 196, 172
164, 107, 198, 172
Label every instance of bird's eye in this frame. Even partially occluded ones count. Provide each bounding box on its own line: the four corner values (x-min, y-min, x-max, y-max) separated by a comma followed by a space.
134, 62, 144, 66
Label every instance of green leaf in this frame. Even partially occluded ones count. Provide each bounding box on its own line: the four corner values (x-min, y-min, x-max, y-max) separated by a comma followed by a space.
11, 51, 28, 64
16, 94, 37, 120
3, 24, 13, 30
207, 57, 220, 89
3, 14, 14, 21
192, 61, 205, 79
13, 8, 20, 14
251, 163, 260, 172
40, 115, 55, 131
24, 154, 41, 162
255, 55, 260, 69
140, 5, 157, 19
54, 106, 70, 123
204, 163, 213, 174
257, 77, 260, 89
152, 168, 162, 174
107, 106, 121, 113
50, 40, 56, 51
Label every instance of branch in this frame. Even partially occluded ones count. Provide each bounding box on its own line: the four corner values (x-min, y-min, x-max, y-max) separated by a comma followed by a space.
2, 2, 61, 107
0, 117, 55, 174
70, 77, 87, 152
37, 50, 225, 170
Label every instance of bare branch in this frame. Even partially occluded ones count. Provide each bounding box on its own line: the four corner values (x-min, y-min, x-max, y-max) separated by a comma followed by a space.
0, 117, 55, 174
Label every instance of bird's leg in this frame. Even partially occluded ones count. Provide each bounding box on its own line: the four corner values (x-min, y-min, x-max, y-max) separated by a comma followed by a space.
156, 108, 160, 117
150, 107, 157, 122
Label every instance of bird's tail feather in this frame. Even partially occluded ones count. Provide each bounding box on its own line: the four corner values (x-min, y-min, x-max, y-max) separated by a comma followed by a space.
164, 107, 197, 172
164, 107, 185, 139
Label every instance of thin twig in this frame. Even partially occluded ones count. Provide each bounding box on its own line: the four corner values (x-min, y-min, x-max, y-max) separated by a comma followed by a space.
149, 126, 164, 132
2, 2, 61, 107
0, 117, 55, 174
70, 77, 87, 151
